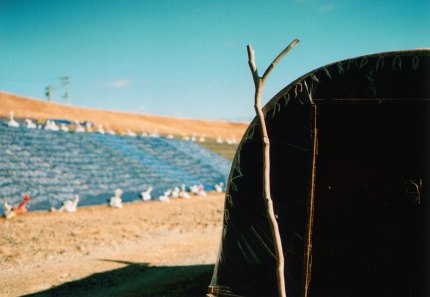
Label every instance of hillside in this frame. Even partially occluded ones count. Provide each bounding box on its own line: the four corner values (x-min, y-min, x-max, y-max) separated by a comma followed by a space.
0, 95, 246, 296
0, 92, 248, 140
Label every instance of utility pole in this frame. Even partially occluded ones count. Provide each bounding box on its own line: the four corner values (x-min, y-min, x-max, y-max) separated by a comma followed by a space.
45, 85, 54, 102
60, 76, 70, 105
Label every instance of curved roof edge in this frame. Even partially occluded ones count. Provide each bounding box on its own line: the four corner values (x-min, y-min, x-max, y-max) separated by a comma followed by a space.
263, 48, 430, 114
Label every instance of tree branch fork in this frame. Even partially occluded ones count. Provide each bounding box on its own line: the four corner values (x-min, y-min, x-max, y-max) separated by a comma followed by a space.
246, 39, 299, 297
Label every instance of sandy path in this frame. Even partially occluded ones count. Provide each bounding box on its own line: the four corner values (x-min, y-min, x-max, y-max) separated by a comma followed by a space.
0, 193, 225, 297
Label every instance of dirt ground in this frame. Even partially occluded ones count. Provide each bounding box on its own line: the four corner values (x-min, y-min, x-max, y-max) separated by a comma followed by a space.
0, 192, 225, 297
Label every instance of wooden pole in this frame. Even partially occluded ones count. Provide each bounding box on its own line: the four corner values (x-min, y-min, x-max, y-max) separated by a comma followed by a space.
246, 39, 299, 297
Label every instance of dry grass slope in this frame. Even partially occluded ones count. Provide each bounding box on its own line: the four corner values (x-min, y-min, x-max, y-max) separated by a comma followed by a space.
0, 92, 248, 140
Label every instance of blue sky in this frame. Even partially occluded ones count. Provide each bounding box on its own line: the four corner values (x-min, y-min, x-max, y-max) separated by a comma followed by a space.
1, 0, 429, 121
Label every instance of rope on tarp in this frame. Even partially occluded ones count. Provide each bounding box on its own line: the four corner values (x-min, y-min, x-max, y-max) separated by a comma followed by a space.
226, 194, 233, 208
295, 82, 303, 97
227, 118, 250, 192
337, 61, 345, 74
272, 102, 281, 118
376, 56, 384, 71
229, 162, 243, 192
310, 73, 319, 83
392, 55, 402, 70
244, 122, 257, 142
366, 70, 377, 97
412, 55, 420, 70
359, 57, 369, 70
323, 67, 332, 79
303, 80, 315, 105
347, 59, 358, 71
224, 208, 230, 223
283, 92, 291, 106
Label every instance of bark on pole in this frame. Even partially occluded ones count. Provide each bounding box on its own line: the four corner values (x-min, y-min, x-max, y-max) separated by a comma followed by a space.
247, 39, 299, 297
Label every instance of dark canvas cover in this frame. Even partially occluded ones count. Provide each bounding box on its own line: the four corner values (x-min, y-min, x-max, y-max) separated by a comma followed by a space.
208, 49, 430, 297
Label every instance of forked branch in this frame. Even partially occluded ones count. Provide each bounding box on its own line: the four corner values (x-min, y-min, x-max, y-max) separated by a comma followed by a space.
247, 39, 299, 297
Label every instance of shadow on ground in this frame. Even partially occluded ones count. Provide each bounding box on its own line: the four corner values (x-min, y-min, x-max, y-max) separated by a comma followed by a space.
23, 260, 214, 297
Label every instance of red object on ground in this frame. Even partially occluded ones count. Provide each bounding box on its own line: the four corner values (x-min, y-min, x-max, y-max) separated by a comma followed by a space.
14, 194, 30, 214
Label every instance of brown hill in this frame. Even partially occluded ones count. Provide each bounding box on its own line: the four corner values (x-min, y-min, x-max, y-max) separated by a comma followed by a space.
0, 92, 248, 140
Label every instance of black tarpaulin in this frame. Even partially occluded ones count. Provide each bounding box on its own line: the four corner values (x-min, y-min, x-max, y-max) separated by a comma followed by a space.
208, 49, 430, 297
